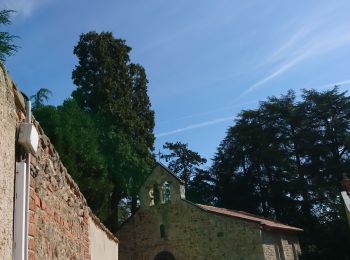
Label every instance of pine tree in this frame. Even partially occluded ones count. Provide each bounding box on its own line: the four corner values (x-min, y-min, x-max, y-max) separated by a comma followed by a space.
30, 88, 52, 109
0, 10, 18, 62
72, 31, 155, 231
211, 87, 350, 258
161, 141, 212, 203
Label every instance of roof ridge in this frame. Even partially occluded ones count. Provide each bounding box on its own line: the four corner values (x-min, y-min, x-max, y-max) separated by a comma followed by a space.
196, 203, 303, 232
235, 210, 285, 225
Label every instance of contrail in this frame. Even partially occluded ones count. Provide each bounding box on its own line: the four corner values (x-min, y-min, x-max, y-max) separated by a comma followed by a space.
156, 116, 234, 138
156, 79, 350, 138
313, 79, 350, 90
239, 54, 306, 98
240, 19, 350, 98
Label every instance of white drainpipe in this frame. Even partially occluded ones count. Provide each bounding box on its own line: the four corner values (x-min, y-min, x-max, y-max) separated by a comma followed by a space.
14, 100, 35, 260
14, 162, 27, 260
24, 100, 31, 260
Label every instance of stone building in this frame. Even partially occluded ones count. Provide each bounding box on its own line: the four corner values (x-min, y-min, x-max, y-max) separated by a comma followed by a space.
117, 163, 303, 260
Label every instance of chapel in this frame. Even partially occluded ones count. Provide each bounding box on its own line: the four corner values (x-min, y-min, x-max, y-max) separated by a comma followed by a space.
117, 163, 303, 260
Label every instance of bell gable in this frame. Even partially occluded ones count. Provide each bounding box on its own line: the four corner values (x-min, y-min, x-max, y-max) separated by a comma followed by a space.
139, 163, 185, 209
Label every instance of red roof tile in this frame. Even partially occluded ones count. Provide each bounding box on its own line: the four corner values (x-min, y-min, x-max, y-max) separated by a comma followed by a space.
196, 204, 303, 232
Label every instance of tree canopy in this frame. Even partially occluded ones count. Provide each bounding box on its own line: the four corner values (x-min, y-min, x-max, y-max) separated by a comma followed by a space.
72, 32, 155, 230
210, 87, 350, 259
161, 142, 214, 204
0, 10, 18, 62
34, 31, 155, 232
33, 99, 112, 220
30, 88, 52, 109
161, 142, 207, 186
29, 30, 350, 258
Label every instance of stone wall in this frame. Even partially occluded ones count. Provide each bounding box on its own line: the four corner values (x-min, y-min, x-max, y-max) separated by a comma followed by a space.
0, 64, 118, 260
262, 230, 301, 260
117, 164, 301, 260
28, 120, 92, 259
0, 64, 17, 259
118, 199, 265, 260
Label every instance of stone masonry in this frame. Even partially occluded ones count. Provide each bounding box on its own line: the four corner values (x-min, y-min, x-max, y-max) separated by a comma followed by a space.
0, 64, 118, 260
0, 63, 17, 260
117, 163, 302, 260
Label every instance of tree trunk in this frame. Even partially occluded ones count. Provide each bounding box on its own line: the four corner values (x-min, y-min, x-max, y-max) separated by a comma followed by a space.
108, 187, 122, 233
131, 194, 138, 214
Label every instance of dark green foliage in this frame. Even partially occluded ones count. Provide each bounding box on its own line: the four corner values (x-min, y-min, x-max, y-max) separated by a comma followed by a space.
161, 142, 212, 204
161, 142, 207, 186
0, 10, 18, 62
186, 169, 215, 204
33, 99, 113, 221
72, 31, 155, 231
211, 87, 350, 259
32, 32, 155, 232
28, 29, 350, 258
30, 88, 52, 109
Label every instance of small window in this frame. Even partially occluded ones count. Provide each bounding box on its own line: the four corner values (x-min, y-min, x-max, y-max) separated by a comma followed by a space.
149, 184, 160, 206
180, 185, 185, 199
149, 183, 171, 206
217, 232, 224, 237
160, 224, 165, 238
154, 184, 160, 205
149, 188, 155, 206
163, 181, 171, 203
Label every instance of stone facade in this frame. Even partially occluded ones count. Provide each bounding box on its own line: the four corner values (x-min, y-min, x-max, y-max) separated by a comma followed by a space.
117, 163, 302, 260
28, 120, 93, 260
0, 64, 17, 260
0, 64, 118, 260
262, 231, 300, 260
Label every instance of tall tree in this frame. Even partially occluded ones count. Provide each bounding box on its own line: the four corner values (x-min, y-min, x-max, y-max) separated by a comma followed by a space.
0, 10, 18, 62
72, 31, 155, 231
161, 142, 207, 187
33, 99, 112, 222
186, 168, 215, 204
161, 141, 212, 203
211, 87, 350, 259
30, 88, 52, 109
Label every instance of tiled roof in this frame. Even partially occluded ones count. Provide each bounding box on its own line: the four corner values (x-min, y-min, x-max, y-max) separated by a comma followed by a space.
196, 204, 303, 232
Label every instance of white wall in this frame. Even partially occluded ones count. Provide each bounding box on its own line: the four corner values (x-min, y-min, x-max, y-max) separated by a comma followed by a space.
89, 216, 118, 260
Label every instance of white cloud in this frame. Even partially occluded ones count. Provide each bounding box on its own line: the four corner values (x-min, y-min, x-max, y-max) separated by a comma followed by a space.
239, 19, 350, 98
156, 116, 233, 138
0, 0, 51, 17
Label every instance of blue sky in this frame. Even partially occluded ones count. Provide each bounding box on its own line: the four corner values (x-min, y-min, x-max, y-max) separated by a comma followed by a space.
2, 0, 350, 166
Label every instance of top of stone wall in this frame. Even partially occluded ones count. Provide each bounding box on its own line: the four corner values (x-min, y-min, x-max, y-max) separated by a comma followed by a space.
0, 62, 119, 244
0, 63, 26, 112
